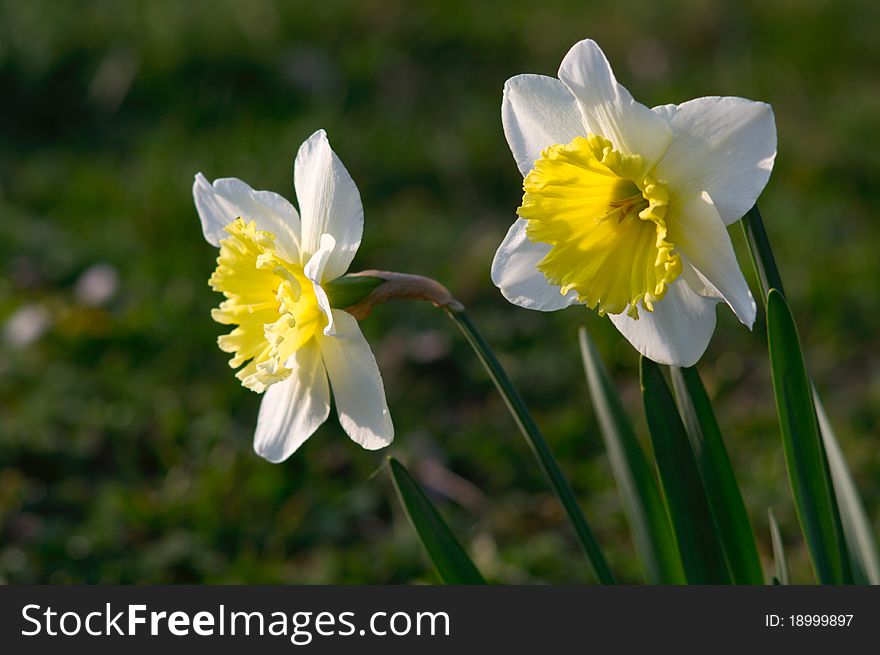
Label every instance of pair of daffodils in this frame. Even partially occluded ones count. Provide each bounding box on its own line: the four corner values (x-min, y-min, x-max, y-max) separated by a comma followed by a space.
194, 39, 776, 462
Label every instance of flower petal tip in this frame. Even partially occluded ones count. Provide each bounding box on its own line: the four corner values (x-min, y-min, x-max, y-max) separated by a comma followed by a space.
253, 444, 289, 464
346, 423, 394, 451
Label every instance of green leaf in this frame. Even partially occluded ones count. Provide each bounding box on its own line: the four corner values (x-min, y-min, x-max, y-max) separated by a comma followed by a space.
768, 508, 790, 585
669, 366, 763, 585
639, 358, 731, 584
325, 275, 384, 309
388, 457, 486, 585
814, 390, 880, 584
766, 289, 850, 584
579, 328, 684, 584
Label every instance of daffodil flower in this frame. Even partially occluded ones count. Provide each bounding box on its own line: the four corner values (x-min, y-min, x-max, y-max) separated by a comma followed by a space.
492, 39, 776, 366
193, 130, 393, 461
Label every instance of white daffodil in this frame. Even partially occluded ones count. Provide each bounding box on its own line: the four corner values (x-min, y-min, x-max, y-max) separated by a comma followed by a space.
492, 39, 776, 366
193, 130, 393, 461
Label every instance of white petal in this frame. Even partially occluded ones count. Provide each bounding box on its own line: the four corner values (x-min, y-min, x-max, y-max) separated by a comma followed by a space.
192, 173, 301, 261
609, 278, 719, 367
319, 310, 393, 450
253, 342, 330, 463
294, 130, 363, 280
491, 218, 579, 311
304, 233, 337, 336
669, 192, 756, 327
652, 97, 776, 225
557, 39, 672, 166
502, 74, 587, 176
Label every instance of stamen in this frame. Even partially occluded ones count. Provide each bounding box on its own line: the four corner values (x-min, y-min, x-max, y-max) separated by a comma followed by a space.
517, 133, 680, 318
209, 218, 327, 392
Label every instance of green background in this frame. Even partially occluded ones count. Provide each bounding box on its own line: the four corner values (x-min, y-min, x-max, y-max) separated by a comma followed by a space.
1, 0, 878, 583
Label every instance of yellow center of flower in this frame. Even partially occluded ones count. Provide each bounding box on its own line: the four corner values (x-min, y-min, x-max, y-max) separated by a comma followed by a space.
518, 133, 681, 319
209, 218, 327, 392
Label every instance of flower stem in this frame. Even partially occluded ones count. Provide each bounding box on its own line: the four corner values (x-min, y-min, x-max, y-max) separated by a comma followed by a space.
741, 204, 785, 300
339, 270, 615, 583
740, 203, 853, 584
444, 305, 616, 584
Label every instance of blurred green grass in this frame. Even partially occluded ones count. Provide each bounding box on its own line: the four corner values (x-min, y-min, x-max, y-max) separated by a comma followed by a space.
1, 0, 878, 583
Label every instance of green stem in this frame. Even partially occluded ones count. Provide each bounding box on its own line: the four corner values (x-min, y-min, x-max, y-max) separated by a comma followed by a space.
444, 306, 616, 584
741, 204, 785, 301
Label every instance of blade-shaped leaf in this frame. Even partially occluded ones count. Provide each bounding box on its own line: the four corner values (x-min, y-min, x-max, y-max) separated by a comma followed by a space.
766, 289, 850, 584
388, 457, 486, 585
670, 366, 763, 585
640, 358, 731, 584
579, 328, 684, 584
814, 390, 880, 584
768, 508, 790, 585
